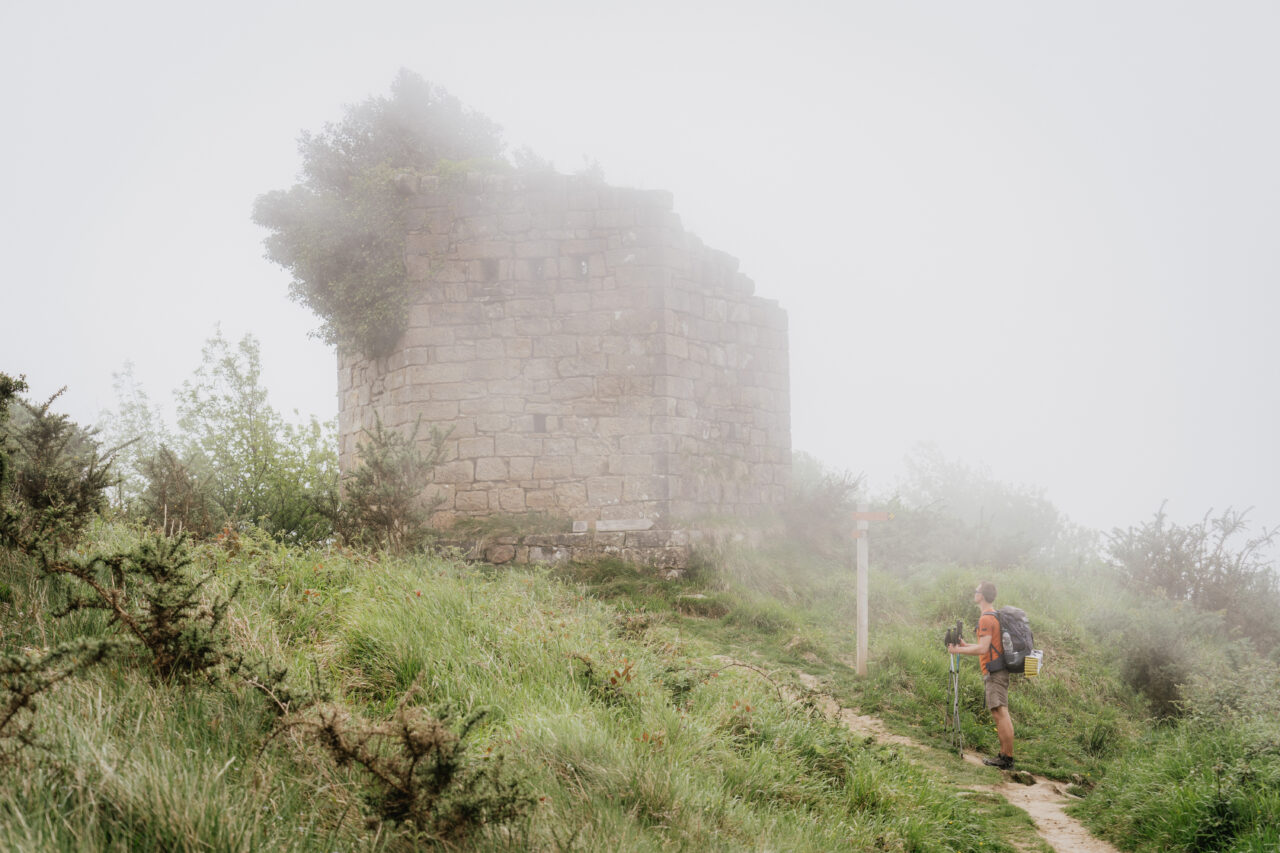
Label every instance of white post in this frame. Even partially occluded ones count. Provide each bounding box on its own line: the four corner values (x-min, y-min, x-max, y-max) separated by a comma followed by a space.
856, 501, 869, 676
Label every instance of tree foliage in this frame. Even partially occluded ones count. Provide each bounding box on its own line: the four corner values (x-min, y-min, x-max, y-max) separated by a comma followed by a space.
871, 444, 1090, 572
1107, 503, 1279, 652
98, 362, 170, 507
253, 70, 505, 358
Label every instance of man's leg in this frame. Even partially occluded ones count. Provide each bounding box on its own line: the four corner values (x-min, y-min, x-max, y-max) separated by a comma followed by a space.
991, 705, 1014, 758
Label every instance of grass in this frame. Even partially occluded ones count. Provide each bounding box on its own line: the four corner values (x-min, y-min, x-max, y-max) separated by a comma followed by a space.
0, 522, 1029, 851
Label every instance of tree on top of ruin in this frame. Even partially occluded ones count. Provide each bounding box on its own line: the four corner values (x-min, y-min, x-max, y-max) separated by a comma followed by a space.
253, 70, 506, 359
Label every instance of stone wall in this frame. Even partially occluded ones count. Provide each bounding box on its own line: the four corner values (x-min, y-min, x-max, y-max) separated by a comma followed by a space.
337, 171, 790, 528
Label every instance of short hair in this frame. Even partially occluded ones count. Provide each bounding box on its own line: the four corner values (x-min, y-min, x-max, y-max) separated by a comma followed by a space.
978, 581, 997, 603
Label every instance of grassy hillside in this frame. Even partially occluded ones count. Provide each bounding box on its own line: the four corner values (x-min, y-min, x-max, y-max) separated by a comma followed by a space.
1, 520, 1276, 851
0, 523, 1017, 851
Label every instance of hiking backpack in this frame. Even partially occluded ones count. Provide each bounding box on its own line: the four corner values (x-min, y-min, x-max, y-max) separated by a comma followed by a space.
986, 607, 1036, 674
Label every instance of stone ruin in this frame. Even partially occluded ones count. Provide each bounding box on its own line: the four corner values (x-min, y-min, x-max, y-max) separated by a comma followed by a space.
337, 171, 790, 566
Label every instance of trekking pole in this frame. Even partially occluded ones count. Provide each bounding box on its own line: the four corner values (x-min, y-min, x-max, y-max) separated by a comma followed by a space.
949, 651, 963, 757
943, 620, 963, 757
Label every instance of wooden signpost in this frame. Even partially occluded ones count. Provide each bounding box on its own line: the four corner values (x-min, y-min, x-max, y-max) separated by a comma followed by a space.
852, 504, 893, 676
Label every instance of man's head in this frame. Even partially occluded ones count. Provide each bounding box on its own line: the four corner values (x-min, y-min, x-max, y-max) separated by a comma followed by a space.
974, 581, 997, 606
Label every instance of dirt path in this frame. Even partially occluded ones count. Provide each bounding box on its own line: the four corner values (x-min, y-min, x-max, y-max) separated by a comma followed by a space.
796, 674, 1120, 853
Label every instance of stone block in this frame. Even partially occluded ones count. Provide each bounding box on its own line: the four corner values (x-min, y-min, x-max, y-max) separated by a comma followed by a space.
484, 543, 516, 564
497, 487, 527, 512
508, 457, 535, 479
625, 530, 672, 548
525, 489, 558, 510
457, 437, 494, 458
434, 460, 475, 484
455, 240, 514, 260
455, 489, 490, 512
623, 476, 668, 502
549, 377, 595, 401
596, 518, 654, 532
596, 416, 651, 437
475, 457, 508, 481
532, 457, 573, 479
532, 336, 578, 358
557, 354, 609, 378
542, 437, 575, 455
609, 455, 654, 476
556, 482, 588, 507
475, 414, 512, 432
586, 477, 623, 506
572, 455, 608, 477
495, 434, 544, 456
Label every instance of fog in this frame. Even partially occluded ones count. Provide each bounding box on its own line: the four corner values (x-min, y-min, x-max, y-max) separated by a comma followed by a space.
2, 1, 1277, 541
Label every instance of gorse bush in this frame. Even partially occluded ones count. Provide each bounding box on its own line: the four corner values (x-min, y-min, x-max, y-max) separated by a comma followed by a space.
43, 531, 240, 680
3, 387, 120, 549
301, 696, 532, 845
0, 373, 27, 547
0, 639, 112, 764
325, 416, 447, 553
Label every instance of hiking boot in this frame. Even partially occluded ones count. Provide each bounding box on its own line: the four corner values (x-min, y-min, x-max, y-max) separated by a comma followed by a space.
983, 754, 1015, 769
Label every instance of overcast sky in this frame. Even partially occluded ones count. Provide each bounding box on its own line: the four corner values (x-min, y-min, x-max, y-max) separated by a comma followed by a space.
3, 1, 1277, 542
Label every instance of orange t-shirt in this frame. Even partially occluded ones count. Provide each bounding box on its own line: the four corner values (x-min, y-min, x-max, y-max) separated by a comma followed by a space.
977, 611, 1004, 675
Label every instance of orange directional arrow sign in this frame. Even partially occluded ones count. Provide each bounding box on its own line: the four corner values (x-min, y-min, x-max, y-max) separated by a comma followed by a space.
852, 511, 894, 522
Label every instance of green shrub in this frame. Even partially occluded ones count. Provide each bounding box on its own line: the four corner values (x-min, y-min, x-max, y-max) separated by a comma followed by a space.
1114, 605, 1216, 719
325, 415, 447, 553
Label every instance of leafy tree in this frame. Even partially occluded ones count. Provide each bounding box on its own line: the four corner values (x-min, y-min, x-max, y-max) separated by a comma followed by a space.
781, 451, 864, 557
253, 70, 505, 358
97, 361, 171, 507
1107, 504, 1279, 652
880, 444, 1074, 570
173, 330, 337, 542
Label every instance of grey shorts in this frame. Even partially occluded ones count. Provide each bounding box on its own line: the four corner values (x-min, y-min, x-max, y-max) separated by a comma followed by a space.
983, 670, 1009, 710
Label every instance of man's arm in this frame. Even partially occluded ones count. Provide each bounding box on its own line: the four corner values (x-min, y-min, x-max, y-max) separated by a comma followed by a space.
948, 634, 991, 656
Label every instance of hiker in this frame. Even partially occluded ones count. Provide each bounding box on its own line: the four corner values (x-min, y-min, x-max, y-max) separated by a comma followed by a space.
947, 580, 1015, 769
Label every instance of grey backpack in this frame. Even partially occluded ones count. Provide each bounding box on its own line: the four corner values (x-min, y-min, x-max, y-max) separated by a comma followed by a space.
986, 607, 1033, 674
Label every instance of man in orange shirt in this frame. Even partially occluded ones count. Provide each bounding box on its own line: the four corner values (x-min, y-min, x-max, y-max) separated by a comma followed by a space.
947, 580, 1015, 769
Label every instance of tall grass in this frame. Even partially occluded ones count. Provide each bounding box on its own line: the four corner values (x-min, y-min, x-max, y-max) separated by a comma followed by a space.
1070, 658, 1280, 852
